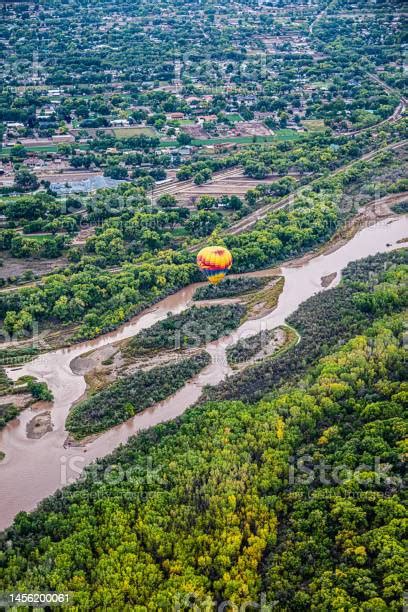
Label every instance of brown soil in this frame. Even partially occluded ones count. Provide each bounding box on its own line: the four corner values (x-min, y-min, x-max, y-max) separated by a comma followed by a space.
0, 256, 67, 281
31, 400, 53, 411
0, 393, 31, 408
243, 276, 285, 319
71, 226, 96, 246
71, 344, 118, 376
249, 326, 287, 362
321, 272, 337, 287
230, 324, 298, 371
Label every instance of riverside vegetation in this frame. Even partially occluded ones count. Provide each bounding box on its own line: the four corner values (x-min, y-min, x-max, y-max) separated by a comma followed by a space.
66, 352, 210, 438
0, 0, 406, 605
125, 303, 246, 356
206, 250, 408, 403
0, 125, 406, 342
0, 251, 406, 609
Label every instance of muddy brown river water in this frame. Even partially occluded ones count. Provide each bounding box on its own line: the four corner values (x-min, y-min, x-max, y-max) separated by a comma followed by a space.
0, 216, 407, 531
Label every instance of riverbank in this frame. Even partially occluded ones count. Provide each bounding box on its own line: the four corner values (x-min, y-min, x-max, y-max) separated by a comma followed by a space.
0, 215, 406, 531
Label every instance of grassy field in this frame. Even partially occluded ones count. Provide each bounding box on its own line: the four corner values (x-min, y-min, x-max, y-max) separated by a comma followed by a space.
301, 119, 326, 131
168, 119, 195, 126
160, 130, 300, 148
22, 233, 54, 242
113, 126, 157, 138
225, 113, 243, 123
1, 143, 89, 156
172, 227, 188, 236
191, 130, 300, 146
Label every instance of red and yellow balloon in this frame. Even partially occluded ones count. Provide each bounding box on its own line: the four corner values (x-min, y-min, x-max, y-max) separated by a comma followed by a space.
196, 245, 233, 285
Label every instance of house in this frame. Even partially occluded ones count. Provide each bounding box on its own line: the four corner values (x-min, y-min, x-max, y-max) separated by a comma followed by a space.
185, 96, 201, 104
51, 134, 74, 143
168, 112, 185, 120
171, 145, 194, 161
36, 105, 55, 117
111, 119, 130, 127
197, 115, 217, 124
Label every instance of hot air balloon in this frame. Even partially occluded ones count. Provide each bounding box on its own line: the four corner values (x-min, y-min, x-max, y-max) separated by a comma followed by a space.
196, 245, 233, 285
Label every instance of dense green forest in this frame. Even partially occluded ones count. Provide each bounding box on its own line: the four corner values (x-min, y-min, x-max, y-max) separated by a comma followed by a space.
66, 351, 210, 438
0, 251, 406, 609
125, 303, 246, 356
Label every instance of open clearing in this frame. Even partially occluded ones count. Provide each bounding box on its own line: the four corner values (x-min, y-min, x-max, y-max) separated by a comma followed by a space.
302, 119, 326, 131
172, 171, 301, 204
113, 126, 157, 138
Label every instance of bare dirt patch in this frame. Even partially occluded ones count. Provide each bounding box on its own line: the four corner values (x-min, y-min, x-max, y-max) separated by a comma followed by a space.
0, 393, 31, 409
0, 255, 67, 280
71, 226, 96, 246
26, 411, 52, 439
321, 272, 337, 287
243, 276, 285, 319
175, 174, 298, 203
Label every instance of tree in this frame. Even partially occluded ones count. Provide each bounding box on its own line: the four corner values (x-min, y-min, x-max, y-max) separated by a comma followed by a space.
104, 165, 128, 180
14, 168, 39, 192
186, 210, 222, 237
10, 144, 27, 159
176, 165, 193, 181
193, 168, 212, 185
0, 230, 16, 250
5, 193, 60, 221
27, 379, 53, 401
197, 195, 217, 210
3, 309, 33, 337
177, 132, 192, 146
244, 162, 268, 179
157, 194, 177, 208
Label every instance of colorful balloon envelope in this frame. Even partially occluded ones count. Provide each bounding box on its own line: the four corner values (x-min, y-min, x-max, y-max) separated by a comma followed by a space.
196, 245, 233, 285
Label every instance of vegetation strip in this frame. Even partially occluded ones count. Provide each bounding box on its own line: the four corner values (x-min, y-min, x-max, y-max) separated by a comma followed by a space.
66, 351, 211, 438
124, 303, 246, 356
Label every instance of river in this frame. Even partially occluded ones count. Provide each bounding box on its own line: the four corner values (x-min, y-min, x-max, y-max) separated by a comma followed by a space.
0, 215, 407, 531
